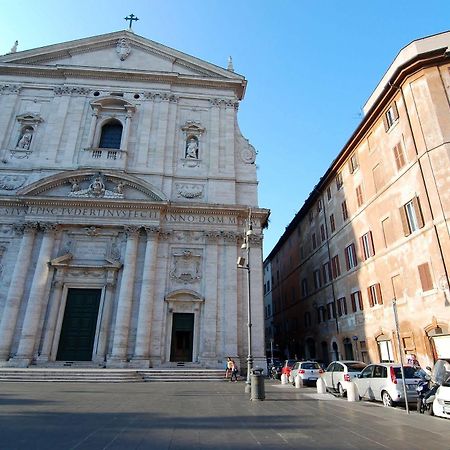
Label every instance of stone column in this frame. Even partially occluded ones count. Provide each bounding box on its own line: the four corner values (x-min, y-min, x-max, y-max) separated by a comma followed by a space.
109, 226, 140, 364
87, 107, 99, 147
132, 227, 160, 366
120, 109, 133, 150
14, 223, 58, 366
202, 231, 219, 365
95, 278, 116, 362
37, 279, 64, 362
0, 223, 38, 361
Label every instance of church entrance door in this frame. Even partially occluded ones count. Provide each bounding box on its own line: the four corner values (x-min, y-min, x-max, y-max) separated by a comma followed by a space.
170, 313, 194, 362
56, 288, 101, 361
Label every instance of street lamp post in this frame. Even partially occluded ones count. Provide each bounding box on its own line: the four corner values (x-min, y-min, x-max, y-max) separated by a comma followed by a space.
237, 210, 253, 394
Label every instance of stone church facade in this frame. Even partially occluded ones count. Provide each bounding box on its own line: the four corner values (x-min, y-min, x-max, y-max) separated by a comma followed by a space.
0, 31, 269, 368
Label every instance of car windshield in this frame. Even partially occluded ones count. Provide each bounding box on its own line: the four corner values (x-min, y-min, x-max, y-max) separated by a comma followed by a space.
443, 372, 450, 387
301, 362, 320, 370
393, 367, 422, 379
285, 360, 297, 367
346, 362, 367, 372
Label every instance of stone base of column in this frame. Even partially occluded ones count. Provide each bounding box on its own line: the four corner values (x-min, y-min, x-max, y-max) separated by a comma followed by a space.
149, 356, 161, 367
198, 356, 220, 368
106, 357, 129, 368
128, 358, 150, 368
9, 356, 32, 368
35, 355, 50, 364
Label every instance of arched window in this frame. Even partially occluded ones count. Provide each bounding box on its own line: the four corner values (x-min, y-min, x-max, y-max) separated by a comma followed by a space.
99, 120, 123, 149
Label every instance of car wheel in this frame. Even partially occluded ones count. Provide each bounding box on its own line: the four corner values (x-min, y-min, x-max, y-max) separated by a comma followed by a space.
337, 383, 345, 397
425, 403, 434, 416
382, 391, 393, 407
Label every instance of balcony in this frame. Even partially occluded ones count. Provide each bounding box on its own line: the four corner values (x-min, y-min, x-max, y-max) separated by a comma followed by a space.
78, 147, 127, 170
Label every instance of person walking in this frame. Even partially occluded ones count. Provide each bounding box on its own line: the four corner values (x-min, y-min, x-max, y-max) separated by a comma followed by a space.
225, 357, 233, 380
230, 359, 239, 382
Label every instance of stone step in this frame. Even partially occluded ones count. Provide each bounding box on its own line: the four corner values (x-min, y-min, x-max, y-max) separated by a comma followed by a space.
0, 368, 226, 383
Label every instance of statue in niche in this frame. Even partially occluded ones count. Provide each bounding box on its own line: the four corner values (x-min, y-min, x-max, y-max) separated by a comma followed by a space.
17, 128, 33, 149
185, 136, 199, 159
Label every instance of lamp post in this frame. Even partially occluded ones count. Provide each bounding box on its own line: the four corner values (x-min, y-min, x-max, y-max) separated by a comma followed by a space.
237, 210, 253, 394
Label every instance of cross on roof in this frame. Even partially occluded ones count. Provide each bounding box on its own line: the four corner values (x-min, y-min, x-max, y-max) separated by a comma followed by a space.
124, 14, 139, 30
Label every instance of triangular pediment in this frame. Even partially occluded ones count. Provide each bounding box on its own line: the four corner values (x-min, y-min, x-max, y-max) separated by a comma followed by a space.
0, 30, 243, 81
17, 170, 168, 202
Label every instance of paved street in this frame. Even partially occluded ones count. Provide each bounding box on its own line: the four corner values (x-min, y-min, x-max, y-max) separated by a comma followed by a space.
0, 380, 448, 450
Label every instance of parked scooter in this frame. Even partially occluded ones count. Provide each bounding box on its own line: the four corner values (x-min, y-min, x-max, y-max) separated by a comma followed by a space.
416, 367, 436, 414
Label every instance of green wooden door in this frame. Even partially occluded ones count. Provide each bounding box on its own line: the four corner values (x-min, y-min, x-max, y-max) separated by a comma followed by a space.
56, 289, 101, 361
170, 313, 194, 362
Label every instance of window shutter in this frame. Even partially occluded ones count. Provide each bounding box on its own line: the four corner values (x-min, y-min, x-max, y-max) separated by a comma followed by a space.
343, 298, 347, 315
412, 196, 425, 229
392, 102, 399, 121
345, 247, 350, 271
358, 292, 364, 310
399, 206, 411, 236
337, 299, 342, 316
376, 283, 383, 304
351, 243, 358, 265
351, 293, 356, 312
348, 159, 354, 174
368, 287, 374, 307
359, 236, 365, 260
418, 263, 433, 291
368, 231, 375, 257
383, 114, 389, 132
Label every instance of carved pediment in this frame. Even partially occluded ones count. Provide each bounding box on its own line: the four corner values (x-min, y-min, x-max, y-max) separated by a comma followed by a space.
16, 170, 167, 202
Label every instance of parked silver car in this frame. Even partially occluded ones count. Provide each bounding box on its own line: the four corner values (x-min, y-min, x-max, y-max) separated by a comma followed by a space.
354, 363, 421, 407
289, 361, 324, 386
322, 360, 367, 396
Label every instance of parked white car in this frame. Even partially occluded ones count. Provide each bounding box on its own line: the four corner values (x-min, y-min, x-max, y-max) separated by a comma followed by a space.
354, 363, 421, 407
321, 360, 367, 397
289, 361, 324, 386
432, 360, 450, 419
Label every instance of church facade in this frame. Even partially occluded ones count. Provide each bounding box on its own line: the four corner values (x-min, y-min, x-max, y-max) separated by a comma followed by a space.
0, 31, 269, 368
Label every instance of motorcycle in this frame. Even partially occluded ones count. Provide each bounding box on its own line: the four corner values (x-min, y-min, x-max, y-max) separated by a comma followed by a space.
416, 367, 436, 414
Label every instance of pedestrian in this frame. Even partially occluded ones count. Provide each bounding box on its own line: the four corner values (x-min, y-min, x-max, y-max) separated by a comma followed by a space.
225, 357, 233, 379
231, 359, 239, 382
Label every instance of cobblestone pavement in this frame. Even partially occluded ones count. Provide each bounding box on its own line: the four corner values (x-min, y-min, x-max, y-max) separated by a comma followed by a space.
0, 380, 448, 450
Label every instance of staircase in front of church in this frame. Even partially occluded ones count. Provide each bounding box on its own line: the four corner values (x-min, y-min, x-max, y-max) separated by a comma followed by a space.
0, 367, 226, 383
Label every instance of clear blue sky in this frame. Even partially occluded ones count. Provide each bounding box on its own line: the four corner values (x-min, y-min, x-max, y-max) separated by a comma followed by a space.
1, 1, 449, 257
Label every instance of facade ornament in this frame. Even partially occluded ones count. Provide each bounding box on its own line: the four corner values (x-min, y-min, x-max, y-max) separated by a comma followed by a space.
144, 227, 161, 239
227, 56, 234, 72
85, 226, 99, 236
204, 230, 222, 242
68, 173, 125, 199
240, 140, 257, 164
12, 222, 38, 235
40, 222, 59, 233
144, 91, 179, 103
175, 183, 204, 199
53, 86, 91, 96
124, 225, 141, 237
169, 249, 201, 284
109, 242, 121, 261
0, 84, 21, 94
209, 98, 239, 109
9, 40, 18, 53
0, 175, 27, 190
116, 38, 132, 61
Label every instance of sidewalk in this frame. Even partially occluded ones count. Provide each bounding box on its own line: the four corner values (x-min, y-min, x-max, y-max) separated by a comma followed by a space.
0, 379, 448, 449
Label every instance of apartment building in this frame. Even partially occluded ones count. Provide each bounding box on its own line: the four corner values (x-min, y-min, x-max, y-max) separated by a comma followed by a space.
264, 31, 450, 368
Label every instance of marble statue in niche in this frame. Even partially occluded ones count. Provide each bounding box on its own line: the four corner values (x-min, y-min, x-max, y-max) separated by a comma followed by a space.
185, 136, 199, 159
16, 127, 34, 150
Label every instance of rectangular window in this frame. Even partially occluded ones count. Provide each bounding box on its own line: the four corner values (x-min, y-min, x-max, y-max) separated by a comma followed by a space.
322, 261, 332, 285
418, 263, 434, 292
327, 302, 336, 320
331, 255, 341, 278
381, 217, 393, 248
317, 198, 323, 212
313, 269, 321, 290
400, 197, 425, 236
360, 231, 375, 260
383, 102, 399, 131
391, 274, 403, 299
349, 153, 359, 173
327, 186, 332, 201
312, 233, 317, 250
378, 340, 394, 363
309, 210, 314, 223
337, 297, 347, 316
320, 224, 326, 242
393, 142, 406, 170
301, 278, 308, 298
372, 163, 384, 192
330, 214, 336, 232
368, 283, 383, 307
350, 291, 364, 312
344, 243, 358, 270
356, 185, 364, 208
300, 245, 305, 259
341, 200, 349, 221
336, 172, 343, 190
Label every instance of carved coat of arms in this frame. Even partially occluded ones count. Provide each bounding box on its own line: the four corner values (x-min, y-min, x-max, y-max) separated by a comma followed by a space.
169, 250, 201, 284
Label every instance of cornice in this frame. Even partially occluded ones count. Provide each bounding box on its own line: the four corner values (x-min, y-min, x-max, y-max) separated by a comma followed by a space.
0, 64, 246, 99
